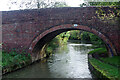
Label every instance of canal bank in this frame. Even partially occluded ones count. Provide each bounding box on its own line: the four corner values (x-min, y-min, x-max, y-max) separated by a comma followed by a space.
88, 48, 120, 80
2, 40, 119, 79
3, 42, 92, 78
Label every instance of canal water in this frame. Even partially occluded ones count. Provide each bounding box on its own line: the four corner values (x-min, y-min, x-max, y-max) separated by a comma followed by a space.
3, 41, 93, 78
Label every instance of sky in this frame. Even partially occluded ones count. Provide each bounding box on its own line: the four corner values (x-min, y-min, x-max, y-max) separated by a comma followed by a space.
0, 0, 84, 11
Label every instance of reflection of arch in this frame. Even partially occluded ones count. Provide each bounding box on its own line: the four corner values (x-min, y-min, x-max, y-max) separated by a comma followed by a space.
29, 24, 117, 56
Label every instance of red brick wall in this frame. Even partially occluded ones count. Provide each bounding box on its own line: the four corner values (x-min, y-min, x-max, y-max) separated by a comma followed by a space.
2, 7, 120, 57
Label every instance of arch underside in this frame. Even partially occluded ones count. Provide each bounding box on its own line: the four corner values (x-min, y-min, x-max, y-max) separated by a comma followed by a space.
29, 24, 117, 58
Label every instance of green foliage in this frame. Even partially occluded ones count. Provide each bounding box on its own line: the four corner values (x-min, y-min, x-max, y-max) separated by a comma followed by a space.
88, 48, 107, 55
51, 2, 69, 8
80, 1, 120, 24
90, 2, 120, 23
49, 38, 59, 48
80, 1, 120, 7
80, 32, 91, 43
45, 30, 106, 56
80, 31, 105, 47
89, 33, 105, 47
45, 37, 59, 55
69, 30, 81, 40
89, 2, 120, 6
2, 51, 31, 73
89, 58, 119, 79
56, 31, 70, 45
95, 7, 119, 23
46, 47, 53, 54
100, 56, 120, 67
45, 31, 70, 55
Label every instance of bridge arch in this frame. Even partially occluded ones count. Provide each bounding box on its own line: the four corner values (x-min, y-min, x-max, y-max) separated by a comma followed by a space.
2, 7, 119, 62
29, 24, 117, 60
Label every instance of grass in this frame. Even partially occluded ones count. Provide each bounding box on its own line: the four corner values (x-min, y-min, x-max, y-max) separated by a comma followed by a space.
100, 56, 120, 67
88, 47, 107, 55
89, 58, 119, 80
2, 51, 32, 74
88, 47, 120, 79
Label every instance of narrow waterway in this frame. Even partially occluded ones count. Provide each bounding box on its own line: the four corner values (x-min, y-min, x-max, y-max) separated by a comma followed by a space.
3, 41, 93, 78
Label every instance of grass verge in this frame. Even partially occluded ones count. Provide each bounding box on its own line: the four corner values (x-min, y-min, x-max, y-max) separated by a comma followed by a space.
88, 48, 107, 55
2, 51, 32, 74
100, 56, 120, 67
89, 58, 119, 80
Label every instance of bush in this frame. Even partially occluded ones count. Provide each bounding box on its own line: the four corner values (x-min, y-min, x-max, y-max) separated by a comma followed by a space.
2, 51, 32, 74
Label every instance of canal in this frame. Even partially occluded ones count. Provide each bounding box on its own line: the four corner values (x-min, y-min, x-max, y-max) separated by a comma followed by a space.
3, 41, 93, 78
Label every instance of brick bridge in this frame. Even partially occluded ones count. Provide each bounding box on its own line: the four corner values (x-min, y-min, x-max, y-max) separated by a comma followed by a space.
2, 7, 119, 61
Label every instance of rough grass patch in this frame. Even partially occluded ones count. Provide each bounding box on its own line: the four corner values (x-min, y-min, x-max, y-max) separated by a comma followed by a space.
88, 48, 107, 55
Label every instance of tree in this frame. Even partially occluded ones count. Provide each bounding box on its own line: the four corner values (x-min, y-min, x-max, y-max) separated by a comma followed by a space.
80, 1, 120, 24
69, 30, 81, 40
8, 0, 68, 10
89, 33, 104, 47
80, 32, 91, 43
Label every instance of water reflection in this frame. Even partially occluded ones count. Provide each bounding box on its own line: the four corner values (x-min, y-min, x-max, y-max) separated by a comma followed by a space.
3, 41, 93, 78
48, 42, 92, 78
